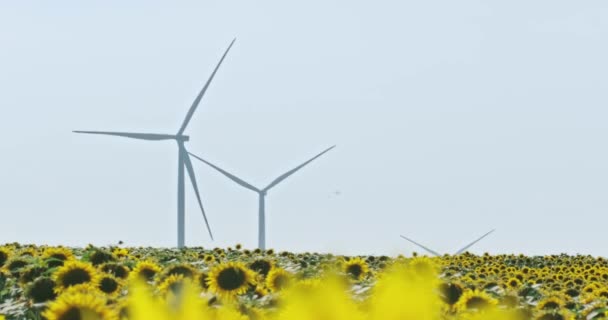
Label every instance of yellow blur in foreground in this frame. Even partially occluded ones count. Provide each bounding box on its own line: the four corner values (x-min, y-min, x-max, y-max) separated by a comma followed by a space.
117, 262, 520, 320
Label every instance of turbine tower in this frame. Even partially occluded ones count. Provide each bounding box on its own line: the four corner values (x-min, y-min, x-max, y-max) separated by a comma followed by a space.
188, 146, 335, 250
73, 39, 236, 248
400, 229, 495, 256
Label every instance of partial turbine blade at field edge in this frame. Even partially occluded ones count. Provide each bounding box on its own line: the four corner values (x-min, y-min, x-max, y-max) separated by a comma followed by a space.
73, 131, 177, 141
399, 235, 442, 257
183, 149, 214, 240
453, 229, 495, 255
188, 152, 259, 192
263, 145, 336, 191
177, 38, 236, 135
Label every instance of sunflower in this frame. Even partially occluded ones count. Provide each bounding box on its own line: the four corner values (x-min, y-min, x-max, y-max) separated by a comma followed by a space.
53, 260, 101, 293
89, 249, 115, 266
505, 277, 522, 290
249, 259, 273, 277
25, 276, 57, 303
455, 289, 498, 312
3, 257, 30, 276
160, 263, 198, 280
19, 265, 47, 284
18, 247, 37, 257
0, 247, 11, 267
100, 262, 130, 279
343, 257, 369, 281
203, 255, 215, 264
43, 290, 116, 320
534, 309, 575, 320
439, 282, 464, 306
98, 274, 123, 298
266, 268, 293, 292
207, 262, 256, 300
112, 248, 129, 259
42, 247, 75, 262
129, 261, 161, 282
157, 274, 197, 296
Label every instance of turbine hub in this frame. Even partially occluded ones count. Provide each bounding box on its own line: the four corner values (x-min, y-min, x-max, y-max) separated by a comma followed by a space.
176, 135, 190, 142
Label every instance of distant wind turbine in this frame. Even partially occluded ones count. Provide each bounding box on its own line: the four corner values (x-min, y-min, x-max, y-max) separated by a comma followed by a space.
400, 229, 495, 256
74, 39, 237, 248
188, 146, 335, 250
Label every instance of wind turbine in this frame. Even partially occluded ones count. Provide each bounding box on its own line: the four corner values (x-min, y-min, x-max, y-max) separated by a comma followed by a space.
73, 39, 236, 248
188, 146, 335, 250
400, 229, 495, 256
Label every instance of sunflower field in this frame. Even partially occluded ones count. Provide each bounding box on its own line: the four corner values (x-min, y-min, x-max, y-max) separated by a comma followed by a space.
1, 244, 608, 319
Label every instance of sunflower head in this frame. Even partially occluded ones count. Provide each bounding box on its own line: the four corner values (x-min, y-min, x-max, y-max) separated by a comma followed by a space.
25, 276, 57, 303
157, 274, 198, 296
161, 263, 198, 281
100, 262, 130, 279
98, 274, 123, 297
53, 260, 101, 293
249, 259, 273, 277
89, 249, 115, 266
129, 261, 161, 282
455, 289, 498, 312
343, 257, 369, 281
42, 247, 74, 262
266, 268, 293, 292
439, 282, 464, 306
112, 248, 129, 259
19, 264, 47, 285
3, 257, 31, 277
43, 290, 116, 320
207, 262, 256, 300
0, 247, 12, 268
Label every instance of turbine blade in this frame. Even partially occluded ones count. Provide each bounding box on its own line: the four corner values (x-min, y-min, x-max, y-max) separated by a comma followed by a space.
263, 145, 335, 191
399, 235, 442, 257
188, 152, 259, 192
454, 229, 495, 255
182, 149, 214, 240
73, 131, 176, 141
177, 38, 236, 135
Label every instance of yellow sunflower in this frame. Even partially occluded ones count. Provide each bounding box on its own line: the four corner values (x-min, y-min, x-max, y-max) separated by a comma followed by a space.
160, 263, 198, 281
505, 277, 522, 290
42, 247, 75, 262
0, 247, 12, 267
157, 274, 199, 296
43, 290, 116, 320
112, 248, 129, 259
53, 260, 101, 293
455, 289, 498, 312
207, 262, 256, 300
98, 274, 123, 298
266, 268, 293, 292
343, 257, 369, 281
128, 261, 161, 282
537, 296, 565, 311
534, 309, 575, 320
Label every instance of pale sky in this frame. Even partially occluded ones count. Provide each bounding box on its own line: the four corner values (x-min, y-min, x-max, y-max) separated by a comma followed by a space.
1, 1, 607, 256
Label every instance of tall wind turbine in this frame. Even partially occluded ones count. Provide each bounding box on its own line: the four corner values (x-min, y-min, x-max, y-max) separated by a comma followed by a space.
188, 146, 335, 250
73, 39, 236, 248
400, 229, 495, 256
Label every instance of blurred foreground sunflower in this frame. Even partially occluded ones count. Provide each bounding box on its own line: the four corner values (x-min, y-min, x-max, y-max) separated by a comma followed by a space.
43, 290, 116, 320
266, 268, 293, 292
